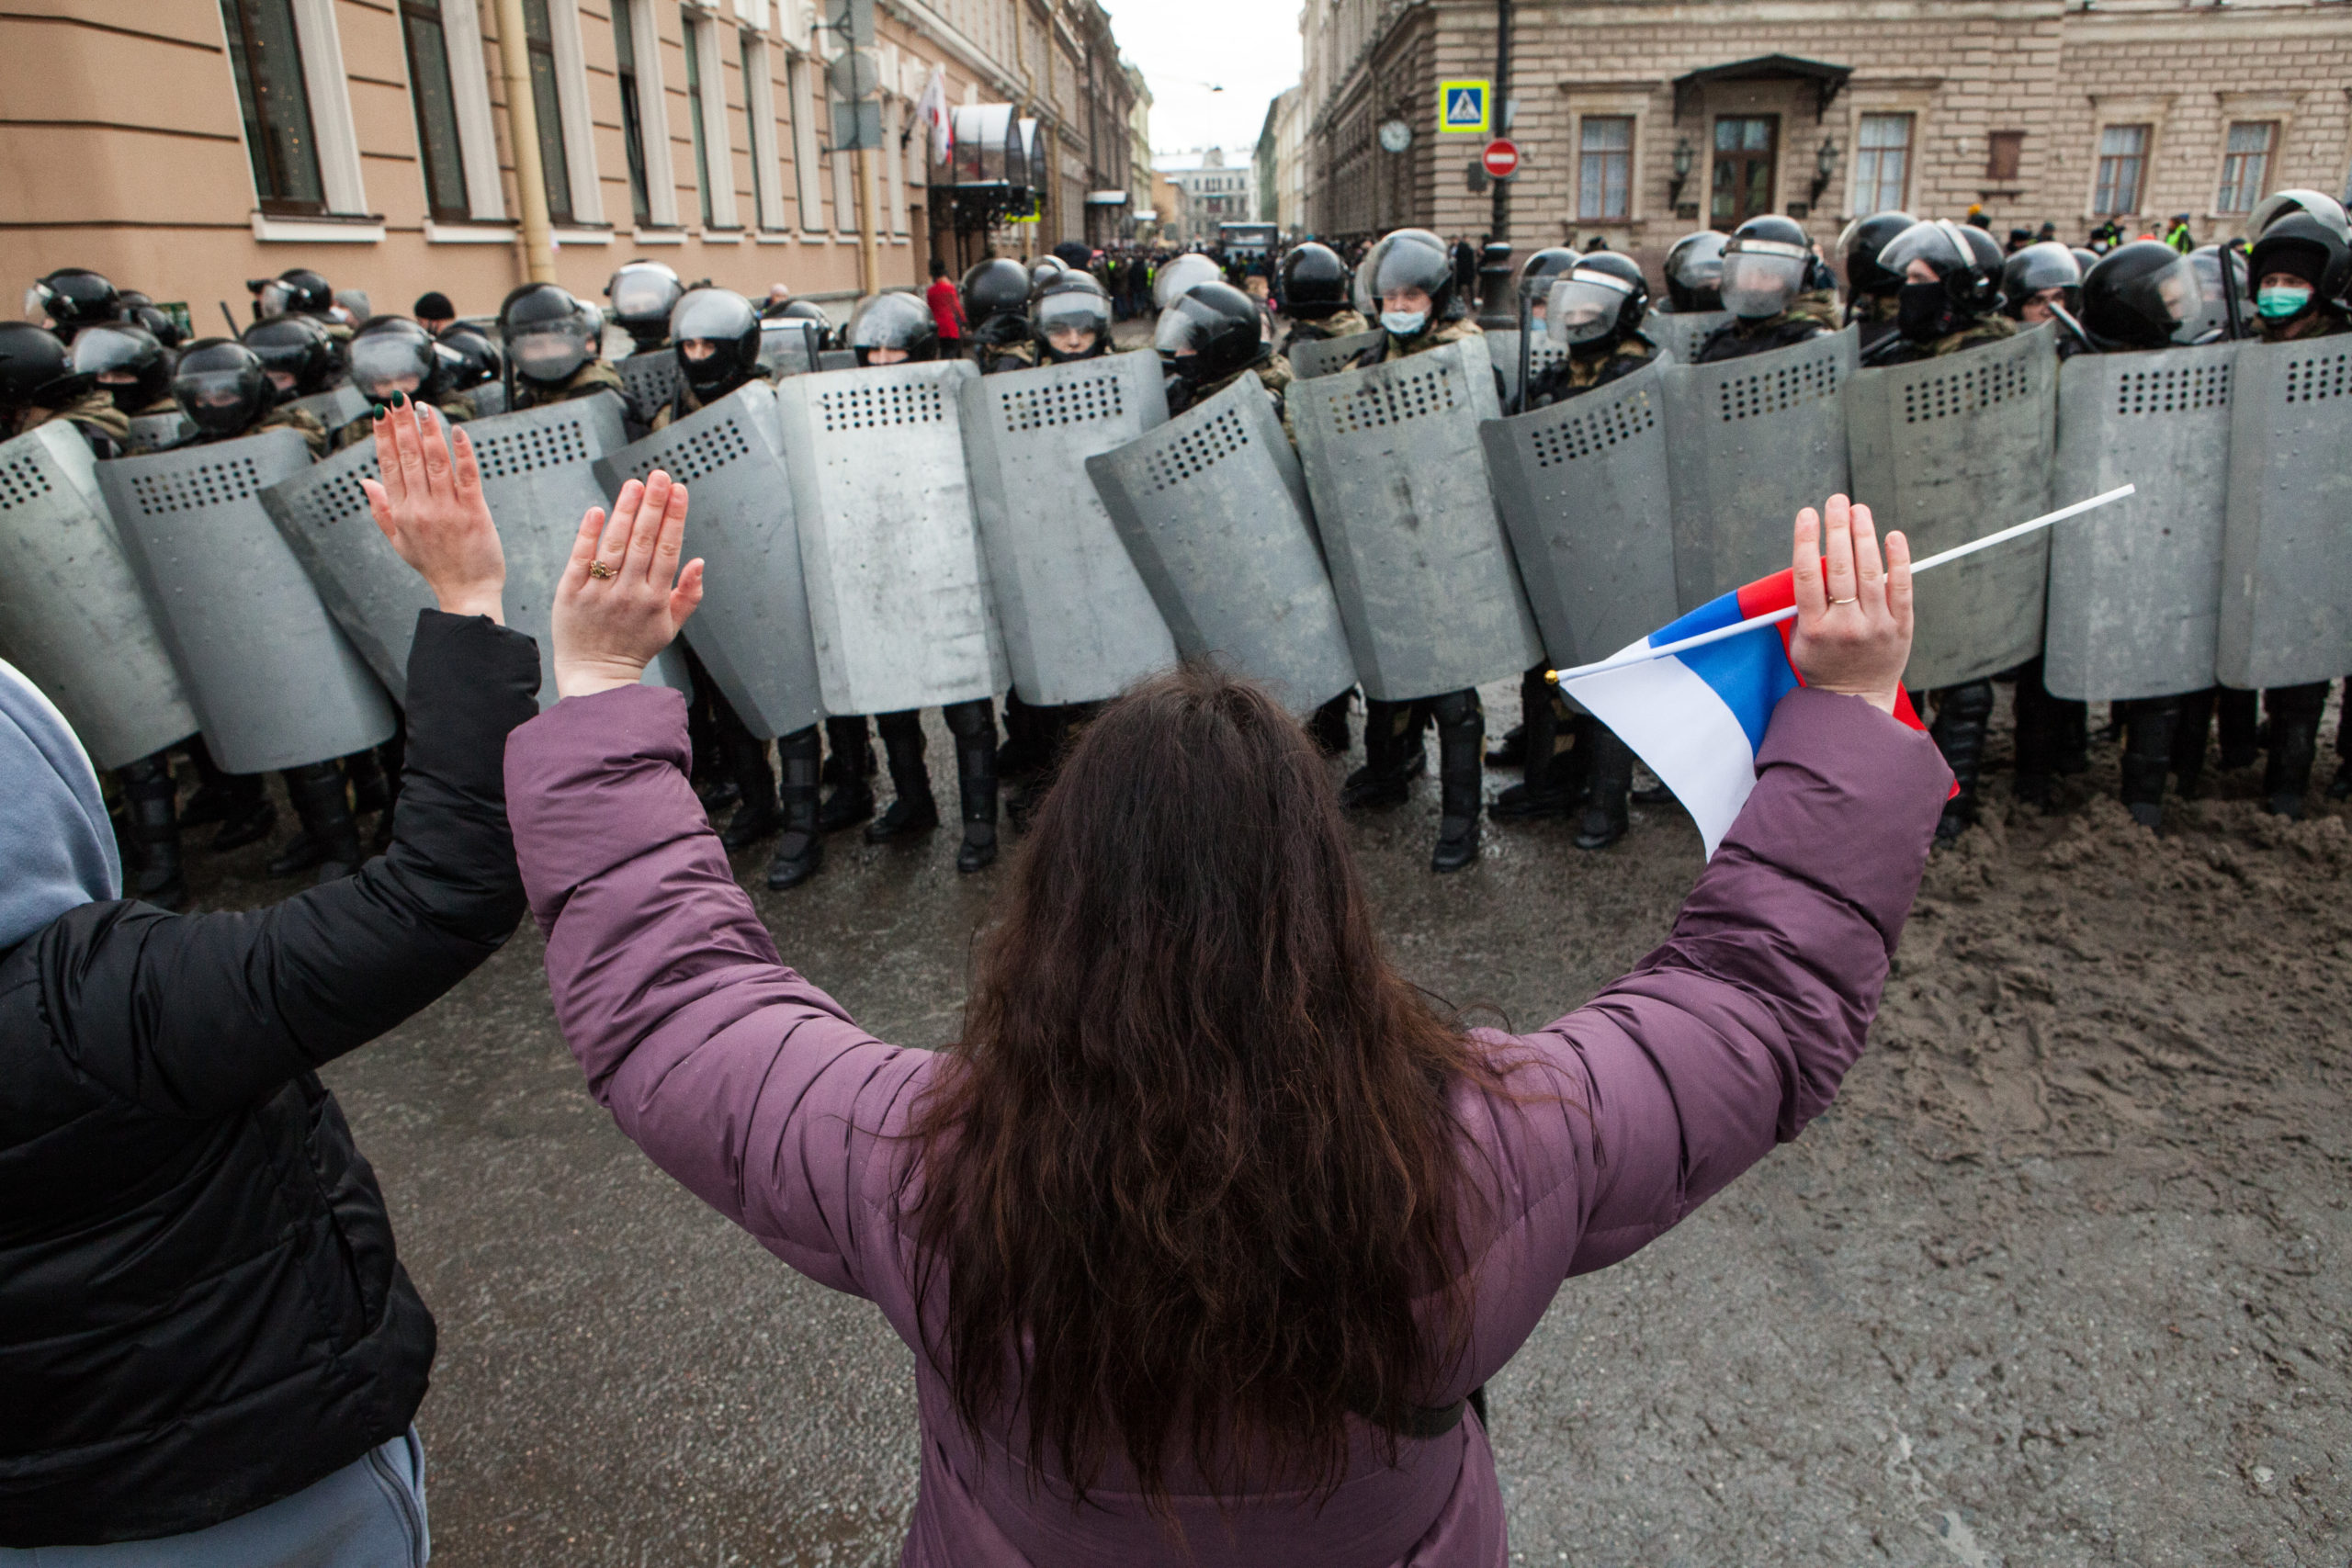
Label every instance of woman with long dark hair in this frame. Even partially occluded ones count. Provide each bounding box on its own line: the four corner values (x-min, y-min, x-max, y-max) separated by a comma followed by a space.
506, 480, 1948, 1562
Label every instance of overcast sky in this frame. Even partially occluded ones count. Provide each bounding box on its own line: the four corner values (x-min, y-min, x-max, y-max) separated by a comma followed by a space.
1099, 0, 1304, 163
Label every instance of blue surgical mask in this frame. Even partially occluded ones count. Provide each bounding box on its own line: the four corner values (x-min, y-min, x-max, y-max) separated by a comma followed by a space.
1381, 310, 1427, 337
2256, 284, 2313, 321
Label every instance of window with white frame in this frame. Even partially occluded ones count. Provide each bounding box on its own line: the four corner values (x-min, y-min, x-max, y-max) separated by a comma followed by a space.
1577, 116, 1632, 220
2094, 124, 2149, 216
519, 0, 575, 222
399, 0, 469, 220
2215, 120, 2276, 214
742, 32, 786, 231
1854, 113, 1912, 214
219, 0, 368, 216
786, 51, 825, 228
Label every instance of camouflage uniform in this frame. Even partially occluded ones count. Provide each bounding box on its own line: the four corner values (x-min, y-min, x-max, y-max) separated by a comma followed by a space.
1847, 291, 1901, 354
1283, 306, 1371, 349
511, 358, 627, 412
1863, 310, 2017, 367
1693, 293, 1840, 364
1523, 333, 1654, 410
1181, 352, 1296, 440
14, 386, 130, 455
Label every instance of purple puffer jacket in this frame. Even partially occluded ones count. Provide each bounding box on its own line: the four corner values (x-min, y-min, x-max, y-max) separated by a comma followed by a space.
505, 683, 1949, 1566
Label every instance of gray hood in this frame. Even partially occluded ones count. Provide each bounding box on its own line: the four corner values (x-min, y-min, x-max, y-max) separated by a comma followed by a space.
0, 655, 120, 949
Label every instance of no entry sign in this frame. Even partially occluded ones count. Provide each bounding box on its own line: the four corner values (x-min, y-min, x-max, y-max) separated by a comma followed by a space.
1481, 139, 1520, 180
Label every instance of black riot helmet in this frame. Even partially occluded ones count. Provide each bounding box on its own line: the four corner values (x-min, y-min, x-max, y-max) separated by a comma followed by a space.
347, 316, 450, 403
1155, 281, 1266, 383
25, 269, 119, 342
1662, 231, 1727, 311
242, 314, 341, 394
1028, 255, 1069, 292
1351, 228, 1459, 329
435, 323, 503, 389
1151, 253, 1223, 310
845, 291, 940, 365
1720, 215, 1815, 321
606, 260, 684, 349
2247, 212, 2350, 307
1516, 247, 1580, 320
253, 267, 335, 320
0, 321, 84, 412
1878, 219, 2003, 314
1999, 241, 2084, 318
71, 322, 174, 412
1277, 242, 1351, 320
2070, 246, 2101, 278
500, 282, 598, 385
2185, 244, 2254, 339
121, 303, 185, 349
2080, 241, 2204, 351
171, 338, 277, 436
771, 298, 834, 347
1545, 253, 1649, 350
2248, 189, 2351, 247
961, 258, 1033, 329
669, 288, 763, 398
1032, 272, 1112, 363
1837, 210, 1917, 299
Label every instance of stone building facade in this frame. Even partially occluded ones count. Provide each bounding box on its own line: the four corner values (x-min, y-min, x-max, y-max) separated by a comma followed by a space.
1297, 0, 2352, 274
0, 0, 1137, 327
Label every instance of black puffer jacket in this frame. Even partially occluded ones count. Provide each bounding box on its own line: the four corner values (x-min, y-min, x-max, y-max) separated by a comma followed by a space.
0, 611, 539, 1546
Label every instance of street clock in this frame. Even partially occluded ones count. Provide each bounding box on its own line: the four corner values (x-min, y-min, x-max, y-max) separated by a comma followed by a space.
1377, 118, 1412, 153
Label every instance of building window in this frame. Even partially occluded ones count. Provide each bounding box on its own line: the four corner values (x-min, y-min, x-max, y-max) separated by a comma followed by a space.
1577, 116, 1631, 220
2216, 120, 2276, 214
220, 0, 326, 214
1854, 113, 1912, 213
2094, 123, 2149, 216
743, 33, 786, 231
1985, 130, 2023, 185
520, 0, 573, 223
681, 9, 712, 226
612, 0, 650, 225
399, 0, 469, 220
1711, 115, 1777, 227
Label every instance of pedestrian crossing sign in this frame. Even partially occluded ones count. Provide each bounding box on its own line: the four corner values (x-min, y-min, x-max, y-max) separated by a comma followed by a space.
1438, 79, 1490, 136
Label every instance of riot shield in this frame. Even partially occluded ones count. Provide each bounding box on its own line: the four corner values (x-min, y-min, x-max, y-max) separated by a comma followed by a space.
97, 429, 396, 773
126, 411, 192, 452
1285, 328, 1382, 381
770, 360, 1006, 715
818, 349, 857, 372
1084, 374, 1354, 715
617, 349, 680, 426
2218, 337, 2352, 690
468, 381, 509, 416
1477, 358, 1679, 669
594, 381, 824, 739
1483, 329, 1568, 412
1289, 336, 1544, 701
1846, 327, 2057, 691
960, 351, 1180, 705
1662, 327, 1856, 610
2045, 342, 2238, 702
259, 436, 432, 705
0, 423, 198, 767
284, 385, 369, 430
1643, 310, 1732, 365
757, 321, 823, 379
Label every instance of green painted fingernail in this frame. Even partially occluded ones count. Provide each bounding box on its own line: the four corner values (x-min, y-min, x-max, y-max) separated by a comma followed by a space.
370, 403, 388, 420
390, 389, 407, 408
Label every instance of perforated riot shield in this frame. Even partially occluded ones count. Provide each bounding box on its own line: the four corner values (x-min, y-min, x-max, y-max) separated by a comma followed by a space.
1286, 328, 1382, 381
617, 349, 680, 425
284, 385, 369, 430
2044, 343, 2238, 702
1477, 359, 1679, 670
771, 360, 1006, 715
960, 351, 1179, 705
1085, 374, 1354, 714
2218, 337, 2352, 690
1482, 329, 1569, 412
818, 349, 857, 372
1662, 327, 1856, 610
594, 381, 823, 739
1643, 310, 1732, 365
1290, 336, 1544, 702
0, 423, 197, 768
97, 429, 395, 773
757, 321, 824, 380
1847, 327, 2057, 691
126, 411, 192, 452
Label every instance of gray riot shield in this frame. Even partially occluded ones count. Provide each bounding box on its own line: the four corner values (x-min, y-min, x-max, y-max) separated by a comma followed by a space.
1662, 327, 1857, 610
1289, 336, 1544, 701
2218, 337, 2352, 690
818, 349, 857, 372
757, 321, 823, 379
1482, 329, 1569, 412
960, 351, 1180, 705
0, 423, 198, 768
126, 411, 193, 452
259, 436, 432, 705
97, 429, 395, 773
771, 360, 1006, 715
618, 349, 679, 425
284, 385, 370, 430
1477, 358, 1679, 669
594, 381, 823, 739
467, 381, 509, 416
1643, 310, 1733, 365
1286, 328, 1382, 381
1847, 327, 2057, 691
1084, 374, 1354, 714
2045, 343, 2239, 702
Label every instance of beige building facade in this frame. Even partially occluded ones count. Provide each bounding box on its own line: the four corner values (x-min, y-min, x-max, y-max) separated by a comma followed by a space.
1298, 0, 2352, 273
0, 0, 1137, 328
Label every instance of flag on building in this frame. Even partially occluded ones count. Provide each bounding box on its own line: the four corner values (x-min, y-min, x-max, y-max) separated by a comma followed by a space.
916, 65, 952, 166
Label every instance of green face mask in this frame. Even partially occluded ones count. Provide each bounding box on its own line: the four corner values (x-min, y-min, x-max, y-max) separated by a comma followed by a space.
2256, 284, 2313, 321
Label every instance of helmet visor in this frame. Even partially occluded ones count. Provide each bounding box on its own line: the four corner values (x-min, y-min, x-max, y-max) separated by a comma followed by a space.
254, 278, 301, 319
846, 292, 933, 351
1545, 275, 1634, 345
609, 265, 682, 322
509, 317, 594, 382
2123, 254, 2205, 335
1876, 220, 1971, 281
349, 330, 435, 400
1665, 237, 1725, 291
1152, 254, 1221, 310
2250, 189, 2352, 244
670, 288, 757, 346
1354, 231, 1452, 317
1035, 289, 1109, 338
2004, 241, 2081, 298
175, 367, 265, 431
70, 324, 152, 378
1152, 293, 1224, 356
1719, 246, 1808, 320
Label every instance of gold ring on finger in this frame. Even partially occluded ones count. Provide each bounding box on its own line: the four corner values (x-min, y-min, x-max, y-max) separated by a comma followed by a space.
1829, 594, 1858, 605
587, 560, 617, 581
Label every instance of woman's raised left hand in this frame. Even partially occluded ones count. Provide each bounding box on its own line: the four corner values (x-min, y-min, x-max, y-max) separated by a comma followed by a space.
550, 469, 704, 699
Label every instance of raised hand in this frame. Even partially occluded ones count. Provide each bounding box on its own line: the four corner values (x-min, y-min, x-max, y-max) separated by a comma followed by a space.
550, 469, 704, 699
357, 395, 505, 624
1787, 493, 1912, 716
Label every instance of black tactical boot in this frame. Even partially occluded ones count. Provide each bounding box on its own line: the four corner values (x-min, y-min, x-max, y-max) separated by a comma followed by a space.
818, 715, 876, 833
276, 761, 364, 881
2012, 661, 2056, 807
344, 747, 390, 817
1930, 681, 1994, 844
1309, 689, 1353, 758
1575, 725, 1634, 852
2118, 697, 2178, 830
368, 724, 406, 852
1487, 666, 1549, 769
2217, 688, 2260, 771
2170, 687, 2216, 796
2262, 683, 2326, 818
946, 699, 1000, 874
996, 690, 1046, 778
1343, 699, 1426, 809
864, 711, 939, 842
1429, 690, 1483, 874
765, 727, 824, 889
720, 717, 781, 849
1492, 689, 1576, 819
2333, 684, 2352, 799
118, 752, 186, 909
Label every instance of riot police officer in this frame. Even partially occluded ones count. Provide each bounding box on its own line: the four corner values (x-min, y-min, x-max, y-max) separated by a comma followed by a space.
1837, 210, 1916, 352
607, 260, 684, 355
72, 322, 175, 425
1276, 242, 1367, 346
25, 267, 119, 344
2000, 241, 2089, 355
1, 320, 128, 456
1158, 280, 1294, 422
1696, 215, 1837, 363
332, 316, 476, 450
243, 314, 346, 400
1151, 252, 1224, 312
500, 283, 626, 410
1659, 230, 1727, 313
251, 267, 347, 342
768, 297, 837, 347
435, 322, 503, 394
1031, 271, 1112, 364
962, 257, 1037, 374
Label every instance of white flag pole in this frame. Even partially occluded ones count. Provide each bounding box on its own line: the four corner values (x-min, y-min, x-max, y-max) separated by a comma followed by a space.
1548, 485, 2135, 686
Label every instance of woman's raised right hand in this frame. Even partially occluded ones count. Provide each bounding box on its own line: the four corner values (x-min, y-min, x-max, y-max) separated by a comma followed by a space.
549, 469, 704, 699
358, 397, 506, 624
1786, 493, 1913, 716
